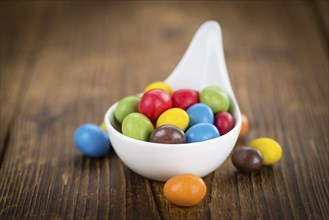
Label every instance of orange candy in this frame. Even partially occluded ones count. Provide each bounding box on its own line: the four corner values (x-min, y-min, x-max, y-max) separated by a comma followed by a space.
239, 113, 249, 138
163, 173, 207, 207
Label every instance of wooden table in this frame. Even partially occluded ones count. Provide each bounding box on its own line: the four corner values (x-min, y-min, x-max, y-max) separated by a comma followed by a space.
1, 1, 328, 219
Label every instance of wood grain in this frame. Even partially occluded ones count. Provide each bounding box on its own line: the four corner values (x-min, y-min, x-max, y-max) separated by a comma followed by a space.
1, 1, 328, 219
315, 0, 329, 37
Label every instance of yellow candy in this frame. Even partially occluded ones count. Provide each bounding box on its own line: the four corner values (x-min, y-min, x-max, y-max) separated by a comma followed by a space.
249, 137, 282, 165
100, 121, 107, 133
156, 108, 189, 131
144, 81, 173, 95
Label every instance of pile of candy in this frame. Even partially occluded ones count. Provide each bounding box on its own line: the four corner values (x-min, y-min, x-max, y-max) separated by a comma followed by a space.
115, 81, 235, 144
73, 81, 283, 208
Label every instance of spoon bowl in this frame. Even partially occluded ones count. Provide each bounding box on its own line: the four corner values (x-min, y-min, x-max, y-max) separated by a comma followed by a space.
105, 21, 241, 181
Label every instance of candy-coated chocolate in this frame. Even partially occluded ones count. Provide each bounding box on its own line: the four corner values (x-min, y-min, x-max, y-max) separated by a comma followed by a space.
239, 113, 249, 138
156, 108, 189, 131
186, 103, 214, 127
231, 146, 263, 172
249, 137, 282, 165
150, 125, 186, 144
100, 121, 107, 133
122, 113, 154, 141
74, 123, 110, 157
185, 123, 220, 143
114, 96, 141, 124
138, 89, 172, 121
172, 89, 199, 110
164, 174, 207, 207
214, 112, 234, 135
200, 86, 230, 113
144, 81, 173, 94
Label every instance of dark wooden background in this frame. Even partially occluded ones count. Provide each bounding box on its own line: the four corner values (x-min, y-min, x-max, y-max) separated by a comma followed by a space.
1, 1, 328, 219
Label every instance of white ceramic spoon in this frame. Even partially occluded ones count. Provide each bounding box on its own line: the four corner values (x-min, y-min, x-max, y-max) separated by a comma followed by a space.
105, 21, 241, 182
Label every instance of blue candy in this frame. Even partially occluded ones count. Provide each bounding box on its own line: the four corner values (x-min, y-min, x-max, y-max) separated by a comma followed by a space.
185, 123, 220, 143
74, 123, 110, 157
186, 103, 214, 127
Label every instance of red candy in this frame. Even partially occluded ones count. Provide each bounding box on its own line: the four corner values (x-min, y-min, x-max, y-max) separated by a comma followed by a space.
172, 89, 199, 110
214, 112, 234, 135
138, 89, 172, 121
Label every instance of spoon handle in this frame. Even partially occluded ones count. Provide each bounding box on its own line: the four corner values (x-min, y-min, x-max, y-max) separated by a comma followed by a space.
165, 21, 234, 95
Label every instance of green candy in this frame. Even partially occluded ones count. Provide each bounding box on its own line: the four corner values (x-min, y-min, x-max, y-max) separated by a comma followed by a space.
200, 86, 230, 113
114, 96, 141, 124
122, 113, 154, 141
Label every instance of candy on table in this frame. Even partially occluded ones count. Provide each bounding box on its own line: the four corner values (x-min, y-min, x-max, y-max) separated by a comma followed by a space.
239, 113, 249, 138
200, 85, 230, 113
214, 112, 234, 135
122, 113, 154, 141
74, 123, 110, 157
231, 146, 263, 172
249, 137, 282, 165
186, 103, 214, 128
100, 121, 107, 133
185, 123, 220, 143
144, 81, 173, 95
138, 89, 172, 121
150, 125, 186, 144
156, 108, 189, 131
163, 173, 207, 207
172, 88, 199, 110
114, 95, 141, 124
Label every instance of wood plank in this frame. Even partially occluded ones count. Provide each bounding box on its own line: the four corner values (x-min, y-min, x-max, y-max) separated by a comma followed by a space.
315, 0, 329, 37
0, 2, 45, 162
0, 1, 328, 219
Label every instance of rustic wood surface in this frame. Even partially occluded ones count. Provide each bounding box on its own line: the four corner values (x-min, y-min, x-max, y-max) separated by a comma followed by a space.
1, 1, 328, 219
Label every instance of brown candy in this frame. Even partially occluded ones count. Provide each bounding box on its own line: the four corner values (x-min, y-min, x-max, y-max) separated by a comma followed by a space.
150, 125, 186, 144
231, 146, 263, 172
